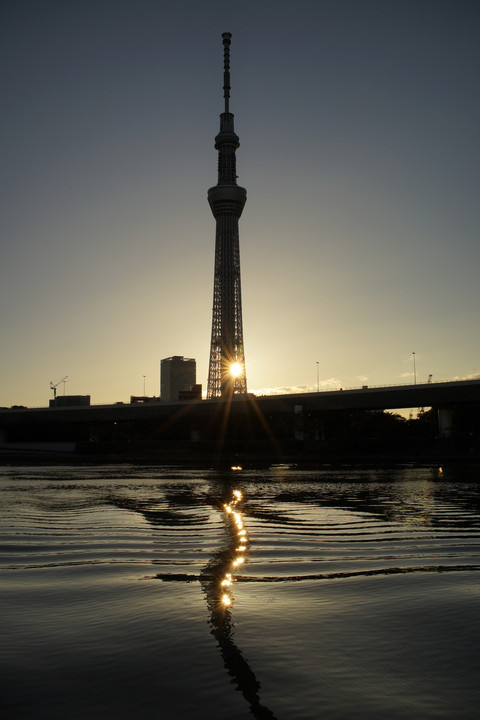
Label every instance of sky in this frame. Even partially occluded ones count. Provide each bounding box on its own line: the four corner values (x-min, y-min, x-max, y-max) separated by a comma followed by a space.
1, 0, 479, 407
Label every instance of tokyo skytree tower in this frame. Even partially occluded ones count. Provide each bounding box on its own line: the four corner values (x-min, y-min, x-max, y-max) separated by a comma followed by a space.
207, 32, 248, 399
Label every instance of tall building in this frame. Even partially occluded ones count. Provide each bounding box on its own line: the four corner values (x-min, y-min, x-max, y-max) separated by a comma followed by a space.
161, 356, 196, 401
207, 33, 247, 399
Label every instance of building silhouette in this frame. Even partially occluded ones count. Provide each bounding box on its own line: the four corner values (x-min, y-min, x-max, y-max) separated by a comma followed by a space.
207, 33, 247, 399
161, 356, 196, 401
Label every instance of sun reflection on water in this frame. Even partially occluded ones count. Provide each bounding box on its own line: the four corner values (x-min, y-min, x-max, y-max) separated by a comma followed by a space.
199, 483, 278, 720
220, 488, 249, 608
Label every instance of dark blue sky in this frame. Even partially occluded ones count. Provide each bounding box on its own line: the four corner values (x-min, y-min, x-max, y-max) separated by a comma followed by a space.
1, 0, 479, 405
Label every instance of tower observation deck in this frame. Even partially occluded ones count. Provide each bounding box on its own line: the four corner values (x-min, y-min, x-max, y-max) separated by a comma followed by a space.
207, 32, 247, 399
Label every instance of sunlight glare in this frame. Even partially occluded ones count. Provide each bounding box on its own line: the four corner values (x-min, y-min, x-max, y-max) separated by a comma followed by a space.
230, 362, 242, 377
219, 489, 250, 612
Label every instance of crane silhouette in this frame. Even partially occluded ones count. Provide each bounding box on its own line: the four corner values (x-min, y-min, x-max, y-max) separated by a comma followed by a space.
50, 376, 68, 405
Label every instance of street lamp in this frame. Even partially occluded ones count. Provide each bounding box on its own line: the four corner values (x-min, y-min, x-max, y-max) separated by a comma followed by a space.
316, 361, 319, 392
143, 375, 146, 396
412, 353, 416, 385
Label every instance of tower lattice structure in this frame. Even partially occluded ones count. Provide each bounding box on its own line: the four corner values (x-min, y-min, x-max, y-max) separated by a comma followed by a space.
207, 33, 247, 399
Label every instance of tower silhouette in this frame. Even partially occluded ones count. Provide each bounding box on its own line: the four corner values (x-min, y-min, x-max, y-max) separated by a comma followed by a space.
207, 32, 247, 399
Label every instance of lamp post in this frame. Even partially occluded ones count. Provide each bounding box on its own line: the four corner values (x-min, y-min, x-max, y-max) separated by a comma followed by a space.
316, 361, 319, 392
412, 353, 416, 385
143, 375, 146, 396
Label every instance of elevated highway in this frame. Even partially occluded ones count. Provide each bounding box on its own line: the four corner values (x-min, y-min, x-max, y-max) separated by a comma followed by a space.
2, 378, 479, 420
252, 378, 480, 412
1, 378, 479, 458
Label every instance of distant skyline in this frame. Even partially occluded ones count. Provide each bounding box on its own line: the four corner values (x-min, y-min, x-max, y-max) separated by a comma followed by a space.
1, 0, 479, 407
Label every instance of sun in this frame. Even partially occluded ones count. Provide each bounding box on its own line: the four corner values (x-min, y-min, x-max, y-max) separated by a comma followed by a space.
230, 362, 242, 378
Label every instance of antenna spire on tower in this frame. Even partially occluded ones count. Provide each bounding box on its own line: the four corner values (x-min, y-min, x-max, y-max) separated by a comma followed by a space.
222, 32, 231, 113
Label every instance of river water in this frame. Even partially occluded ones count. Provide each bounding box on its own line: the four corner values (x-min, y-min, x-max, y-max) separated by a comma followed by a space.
1, 463, 479, 719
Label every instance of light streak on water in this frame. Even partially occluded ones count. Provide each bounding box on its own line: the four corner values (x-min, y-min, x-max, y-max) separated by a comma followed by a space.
220, 489, 249, 607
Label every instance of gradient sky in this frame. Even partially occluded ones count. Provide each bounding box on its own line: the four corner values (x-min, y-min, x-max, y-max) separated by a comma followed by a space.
1, 0, 479, 407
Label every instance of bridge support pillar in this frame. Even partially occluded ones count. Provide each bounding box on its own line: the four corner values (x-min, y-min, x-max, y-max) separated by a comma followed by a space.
294, 405, 304, 441
438, 407, 453, 439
